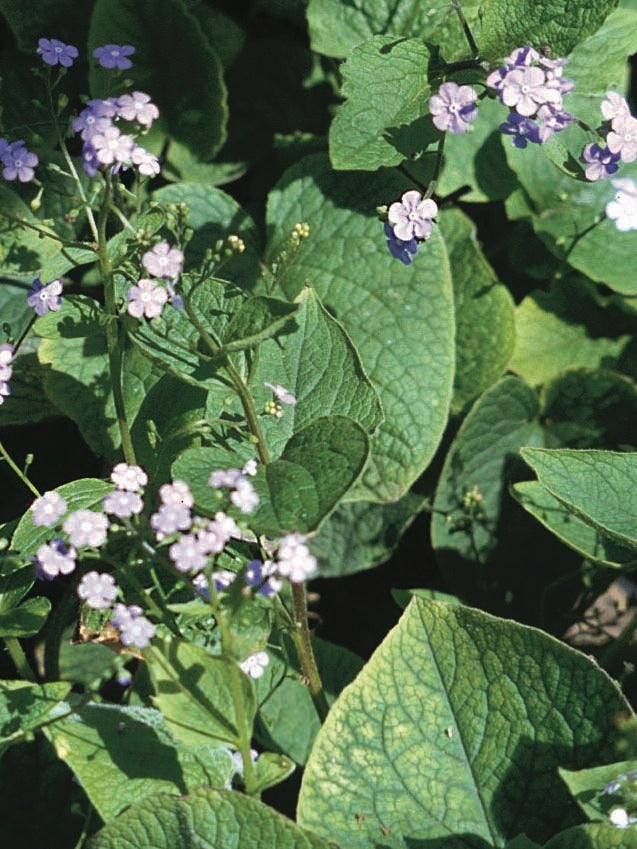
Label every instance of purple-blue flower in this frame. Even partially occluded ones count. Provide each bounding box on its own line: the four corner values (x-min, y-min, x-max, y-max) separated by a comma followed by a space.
116, 92, 159, 127
536, 104, 572, 142
37, 38, 79, 67
93, 44, 135, 70
1, 141, 38, 183
581, 143, 621, 181
429, 82, 479, 134
34, 538, 77, 580
388, 190, 438, 241
142, 242, 184, 278
27, 278, 63, 316
384, 221, 418, 265
499, 113, 541, 148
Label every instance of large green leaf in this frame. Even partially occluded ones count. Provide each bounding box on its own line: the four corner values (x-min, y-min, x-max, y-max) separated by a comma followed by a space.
152, 183, 260, 289
88, 0, 227, 159
513, 480, 637, 568
0, 596, 51, 638
146, 637, 256, 748
328, 36, 435, 171
298, 598, 630, 848
251, 287, 383, 459
439, 207, 515, 413
47, 704, 234, 822
521, 448, 637, 550
307, 0, 481, 60
266, 154, 455, 501
478, 0, 618, 60
88, 786, 339, 849
0, 0, 87, 50
510, 279, 636, 386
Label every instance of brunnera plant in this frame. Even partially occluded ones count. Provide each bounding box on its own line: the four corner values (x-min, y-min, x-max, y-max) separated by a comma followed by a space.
0, 0, 636, 847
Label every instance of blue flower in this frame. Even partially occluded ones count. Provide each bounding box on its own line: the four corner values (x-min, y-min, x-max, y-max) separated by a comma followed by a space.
37, 38, 79, 68
499, 113, 541, 148
384, 222, 418, 265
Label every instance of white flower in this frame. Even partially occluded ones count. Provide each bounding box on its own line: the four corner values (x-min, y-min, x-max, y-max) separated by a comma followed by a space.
31, 491, 67, 527
63, 509, 109, 548
239, 650, 269, 679
606, 177, 637, 232
110, 462, 147, 492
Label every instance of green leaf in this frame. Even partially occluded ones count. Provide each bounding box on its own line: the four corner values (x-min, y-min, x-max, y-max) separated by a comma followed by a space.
559, 759, 637, 822
513, 480, 637, 567
435, 97, 518, 203
251, 287, 383, 459
543, 823, 637, 848
251, 415, 370, 534
190, 3, 245, 69
47, 704, 235, 822
0, 185, 61, 275
0, 681, 71, 753
309, 489, 427, 577
11, 478, 112, 557
328, 36, 436, 171
34, 296, 159, 459
255, 637, 364, 765
307, 0, 481, 59
0, 0, 87, 50
297, 597, 630, 848
88, 786, 340, 849
266, 154, 455, 501
440, 207, 516, 413
478, 0, 618, 60
252, 752, 296, 794
565, 7, 637, 126
88, 0, 227, 159
222, 296, 300, 352
0, 352, 60, 427
540, 368, 637, 450
152, 183, 260, 288
520, 448, 637, 550
146, 637, 256, 748
0, 596, 51, 638
510, 279, 636, 386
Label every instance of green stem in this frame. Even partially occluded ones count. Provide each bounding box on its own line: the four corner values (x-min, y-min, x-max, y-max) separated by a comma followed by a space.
182, 296, 271, 464
290, 582, 329, 722
4, 637, 36, 681
450, 0, 479, 57
425, 132, 446, 200
97, 178, 137, 465
0, 438, 40, 497
44, 76, 99, 242
1, 214, 95, 250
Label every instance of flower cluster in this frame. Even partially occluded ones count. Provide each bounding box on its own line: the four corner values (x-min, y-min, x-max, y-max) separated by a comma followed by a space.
383, 191, 439, 265
429, 82, 479, 135
580, 92, 637, 183
127, 241, 184, 320
209, 467, 260, 514
0, 344, 14, 406
73, 91, 159, 179
264, 382, 297, 419
604, 769, 637, 829
487, 46, 574, 148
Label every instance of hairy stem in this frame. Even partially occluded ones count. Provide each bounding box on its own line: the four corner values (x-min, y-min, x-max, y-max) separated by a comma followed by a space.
450, 0, 479, 57
5, 637, 36, 681
291, 581, 329, 722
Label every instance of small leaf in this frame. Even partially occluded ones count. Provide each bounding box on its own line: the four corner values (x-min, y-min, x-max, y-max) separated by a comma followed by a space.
11, 478, 113, 557
252, 752, 296, 794
222, 296, 300, 351
559, 759, 637, 823
146, 637, 256, 748
0, 597, 51, 638
0, 681, 71, 754
298, 598, 630, 847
